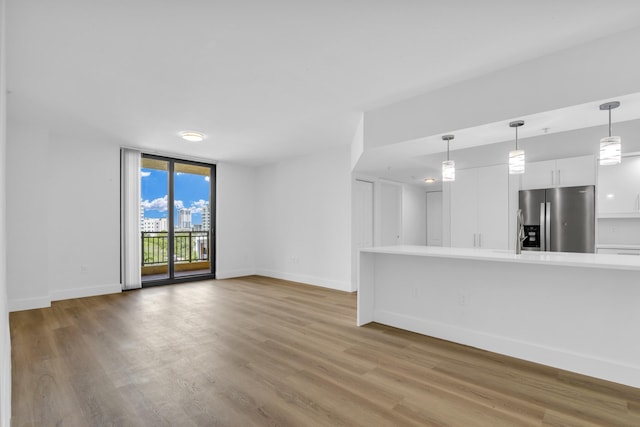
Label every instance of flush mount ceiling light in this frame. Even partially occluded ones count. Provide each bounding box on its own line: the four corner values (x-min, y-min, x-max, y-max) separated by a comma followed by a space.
179, 130, 205, 142
424, 177, 437, 184
509, 120, 525, 175
441, 134, 455, 182
599, 101, 621, 166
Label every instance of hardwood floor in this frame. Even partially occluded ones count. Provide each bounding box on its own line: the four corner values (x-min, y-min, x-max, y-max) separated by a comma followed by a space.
10, 276, 640, 426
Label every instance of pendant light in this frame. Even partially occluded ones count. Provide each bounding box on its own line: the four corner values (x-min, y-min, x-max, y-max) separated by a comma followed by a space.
509, 120, 525, 174
442, 135, 455, 182
599, 101, 621, 165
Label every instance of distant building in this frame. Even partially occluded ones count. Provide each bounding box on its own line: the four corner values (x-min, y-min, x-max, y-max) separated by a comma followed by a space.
178, 208, 192, 230
202, 202, 210, 231
141, 217, 168, 232
140, 206, 145, 230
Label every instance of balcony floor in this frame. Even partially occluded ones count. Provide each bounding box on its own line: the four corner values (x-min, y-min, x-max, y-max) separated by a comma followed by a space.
142, 269, 213, 282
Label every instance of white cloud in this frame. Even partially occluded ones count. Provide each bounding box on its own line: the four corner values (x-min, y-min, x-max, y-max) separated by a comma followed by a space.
190, 199, 208, 213
140, 197, 200, 213
140, 171, 151, 177
141, 195, 168, 212
204, 176, 210, 182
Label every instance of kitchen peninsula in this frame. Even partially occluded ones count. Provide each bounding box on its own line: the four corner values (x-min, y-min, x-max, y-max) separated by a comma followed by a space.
357, 245, 640, 388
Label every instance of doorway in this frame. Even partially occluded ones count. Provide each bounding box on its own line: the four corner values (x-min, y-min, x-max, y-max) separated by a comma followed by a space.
140, 155, 216, 285
380, 181, 402, 246
426, 191, 443, 246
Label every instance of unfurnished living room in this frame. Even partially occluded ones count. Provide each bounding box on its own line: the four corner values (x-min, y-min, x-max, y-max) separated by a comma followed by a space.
3, 1, 640, 426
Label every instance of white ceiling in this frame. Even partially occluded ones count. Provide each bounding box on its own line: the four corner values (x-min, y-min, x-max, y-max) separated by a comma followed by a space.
7, 1, 640, 165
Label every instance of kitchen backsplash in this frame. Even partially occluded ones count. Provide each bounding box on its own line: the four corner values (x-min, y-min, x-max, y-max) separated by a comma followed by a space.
597, 218, 640, 245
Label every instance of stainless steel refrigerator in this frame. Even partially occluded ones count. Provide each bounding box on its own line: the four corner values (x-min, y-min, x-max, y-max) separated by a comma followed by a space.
518, 185, 595, 253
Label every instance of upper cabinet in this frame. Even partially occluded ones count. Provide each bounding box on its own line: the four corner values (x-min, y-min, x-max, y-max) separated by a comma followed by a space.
520, 155, 596, 190
520, 159, 555, 189
597, 155, 640, 218
449, 164, 508, 249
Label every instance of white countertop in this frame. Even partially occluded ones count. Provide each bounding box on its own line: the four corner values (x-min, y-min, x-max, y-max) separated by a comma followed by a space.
360, 245, 640, 271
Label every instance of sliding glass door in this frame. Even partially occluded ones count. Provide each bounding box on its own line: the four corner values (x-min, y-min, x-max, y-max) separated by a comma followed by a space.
140, 155, 215, 285
140, 157, 170, 281
173, 162, 213, 278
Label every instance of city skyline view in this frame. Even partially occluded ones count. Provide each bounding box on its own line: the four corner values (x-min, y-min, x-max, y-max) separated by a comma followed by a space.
140, 167, 211, 226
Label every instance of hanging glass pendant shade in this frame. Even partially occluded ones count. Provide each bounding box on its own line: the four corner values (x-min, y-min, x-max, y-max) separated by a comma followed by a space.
508, 120, 525, 175
599, 101, 621, 166
441, 135, 455, 182
600, 136, 621, 165
509, 150, 525, 174
442, 160, 455, 182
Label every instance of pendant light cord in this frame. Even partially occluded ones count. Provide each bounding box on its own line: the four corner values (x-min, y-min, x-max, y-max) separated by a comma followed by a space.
515, 126, 519, 150
608, 107, 612, 137
447, 141, 450, 161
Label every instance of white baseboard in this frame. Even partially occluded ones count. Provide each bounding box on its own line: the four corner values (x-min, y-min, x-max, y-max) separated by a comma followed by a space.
255, 269, 352, 292
216, 269, 256, 279
375, 309, 640, 389
9, 284, 122, 312
8, 296, 51, 312
51, 283, 122, 302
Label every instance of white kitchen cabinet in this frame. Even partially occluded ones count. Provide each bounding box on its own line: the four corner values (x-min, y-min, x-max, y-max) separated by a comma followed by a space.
450, 164, 508, 249
597, 155, 640, 217
520, 159, 555, 189
520, 155, 595, 190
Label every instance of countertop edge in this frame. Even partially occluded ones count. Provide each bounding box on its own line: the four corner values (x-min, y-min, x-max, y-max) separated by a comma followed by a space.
359, 245, 640, 271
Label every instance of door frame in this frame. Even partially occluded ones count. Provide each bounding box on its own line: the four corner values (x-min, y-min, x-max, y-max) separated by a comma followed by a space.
141, 154, 217, 287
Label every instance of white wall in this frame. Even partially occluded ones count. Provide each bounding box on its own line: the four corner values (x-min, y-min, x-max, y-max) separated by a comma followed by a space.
215, 162, 256, 278
255, 146, 352, 291
6, 126, 122, 310
0, 0, 11, 423
6, 122, 52, 310
402, 184, 426, 246
46, 133, 121, 301
350, 113, 364, 170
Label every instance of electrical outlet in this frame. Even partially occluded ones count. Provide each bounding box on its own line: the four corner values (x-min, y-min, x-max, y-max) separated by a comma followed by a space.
457, 294, 466, 306
80, 264, 89, 274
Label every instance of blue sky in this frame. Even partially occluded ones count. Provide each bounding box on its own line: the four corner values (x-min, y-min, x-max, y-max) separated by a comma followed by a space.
141, 168, 210, 224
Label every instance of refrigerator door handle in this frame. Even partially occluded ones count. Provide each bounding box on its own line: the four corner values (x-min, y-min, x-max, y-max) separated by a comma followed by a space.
545, 202, 551, 251
540, 202, 546, 251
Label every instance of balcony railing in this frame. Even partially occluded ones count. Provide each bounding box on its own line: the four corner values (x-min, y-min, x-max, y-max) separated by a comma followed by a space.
141, 231, 209, 266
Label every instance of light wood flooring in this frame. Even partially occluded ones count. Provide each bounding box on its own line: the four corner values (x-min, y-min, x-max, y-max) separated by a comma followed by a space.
10, 276, 640, 426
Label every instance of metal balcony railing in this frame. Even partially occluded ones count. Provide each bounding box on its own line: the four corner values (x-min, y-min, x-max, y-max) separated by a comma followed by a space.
141, 231, 209, 266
